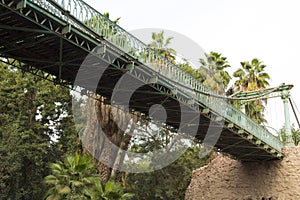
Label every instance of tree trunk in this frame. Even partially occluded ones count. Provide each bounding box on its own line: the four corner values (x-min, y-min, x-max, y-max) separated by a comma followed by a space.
81, 93, 139, 183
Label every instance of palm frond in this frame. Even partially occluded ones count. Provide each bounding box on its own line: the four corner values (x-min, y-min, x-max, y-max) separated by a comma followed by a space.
233, 68, 245, 77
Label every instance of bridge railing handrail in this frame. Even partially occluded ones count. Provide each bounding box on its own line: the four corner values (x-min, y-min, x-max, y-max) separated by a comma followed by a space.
28, 0, 282, 151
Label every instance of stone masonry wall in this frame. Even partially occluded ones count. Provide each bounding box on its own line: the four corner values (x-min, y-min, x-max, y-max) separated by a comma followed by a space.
185, 146, 300, 200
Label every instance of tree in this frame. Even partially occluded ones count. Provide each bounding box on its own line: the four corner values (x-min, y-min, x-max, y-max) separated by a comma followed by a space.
233, 59, 270, 91
44, 152, 133, 200
87, 179, 134, 200
44, 152, 97, 200
125, 144, 207, 200
82, 95, 139, 183
125, 118, 209, 200
279, 124, 300, 146
0, 62, 79, 199
148, 31, 176, 63
179, 60, 202, 82
232, 58, 270, 124
198, 51, 231, 94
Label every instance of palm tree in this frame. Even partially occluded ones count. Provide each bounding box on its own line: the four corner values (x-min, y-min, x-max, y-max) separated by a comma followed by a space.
232, 58, 270, 124
198, 51, 231, 94
233, 58, 270, 92
44, 153, 133, 200
86, 179, 134, 200
148, 31, 176, 63
44, 153, 98, 200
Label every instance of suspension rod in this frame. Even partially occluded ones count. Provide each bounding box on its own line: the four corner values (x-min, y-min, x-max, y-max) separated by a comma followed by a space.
289, 98, 300, 129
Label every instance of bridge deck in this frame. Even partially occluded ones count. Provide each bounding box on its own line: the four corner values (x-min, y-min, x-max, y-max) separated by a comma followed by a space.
0, 0, 283, 161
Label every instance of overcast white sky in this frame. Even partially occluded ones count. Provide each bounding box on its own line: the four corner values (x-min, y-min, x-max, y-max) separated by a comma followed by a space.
84, 0, 300, 130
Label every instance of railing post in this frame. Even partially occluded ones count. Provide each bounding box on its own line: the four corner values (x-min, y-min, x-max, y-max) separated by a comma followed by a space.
240, 101, 246, 114
281, 90, 293, 146
61, 0, 64, 9
240, 101, 246, 127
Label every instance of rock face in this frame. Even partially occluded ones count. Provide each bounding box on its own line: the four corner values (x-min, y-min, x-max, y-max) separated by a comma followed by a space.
185, 146, 300, 200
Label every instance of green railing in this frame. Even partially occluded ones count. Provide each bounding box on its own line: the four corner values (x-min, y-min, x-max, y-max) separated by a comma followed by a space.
27, 0, 282, 151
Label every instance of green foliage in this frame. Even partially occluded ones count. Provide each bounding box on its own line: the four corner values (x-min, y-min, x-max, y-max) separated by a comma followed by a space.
198, 51, 231, 94
148, 31, 176, 63
44, 152, 97, 200
84, 12, 120, 38
231, 58, 270, 124
44, 153, 133, 200
87, 179, 134, 200
127, 123, 206, 199
233, 58, 270, 91
0, 63, 79, 199
179, 61, 203, 82
84, 12, 138, 58
278, 124, 300, 146
125, 146, 206, 200
179, 52, 231, 95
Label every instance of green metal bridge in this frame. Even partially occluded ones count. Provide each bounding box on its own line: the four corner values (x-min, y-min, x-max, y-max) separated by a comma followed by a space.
0, 0, 291, 161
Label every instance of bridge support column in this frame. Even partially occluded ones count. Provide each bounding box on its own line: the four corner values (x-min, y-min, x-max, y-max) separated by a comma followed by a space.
282, 90, 293, 146
186, 146, 300, 199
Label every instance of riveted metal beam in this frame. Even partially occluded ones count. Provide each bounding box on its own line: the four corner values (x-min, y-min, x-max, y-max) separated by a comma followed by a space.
0, 25, 52, 34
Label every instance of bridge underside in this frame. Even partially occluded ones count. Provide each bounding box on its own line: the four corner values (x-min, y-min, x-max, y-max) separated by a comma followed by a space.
0, 0, 282, 161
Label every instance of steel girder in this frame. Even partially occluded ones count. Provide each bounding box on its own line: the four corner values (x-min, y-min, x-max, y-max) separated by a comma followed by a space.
0, 0, 284, 160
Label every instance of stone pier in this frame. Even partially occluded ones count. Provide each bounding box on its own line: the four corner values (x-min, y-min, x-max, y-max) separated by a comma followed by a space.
185, 146, 300, 200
